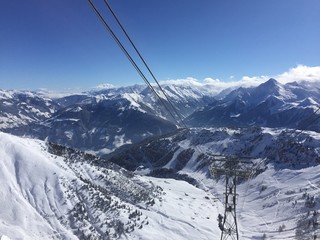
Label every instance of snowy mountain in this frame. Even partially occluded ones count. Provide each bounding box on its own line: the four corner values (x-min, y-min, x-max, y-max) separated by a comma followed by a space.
186, 79, 320, 131
106, 126, 320, 239
1, 82, 215, 153
1, 87, 178, 153
0, 132, 222, 240
90, 82, 216, 121
21, 96, 176, 154
152, 82, 216, 118
1, 79, 319, 156
0, 90, 59, 129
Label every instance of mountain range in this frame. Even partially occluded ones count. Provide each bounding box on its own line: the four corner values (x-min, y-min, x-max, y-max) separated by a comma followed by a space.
186, 79, 320, 131
1, 78, 319, 155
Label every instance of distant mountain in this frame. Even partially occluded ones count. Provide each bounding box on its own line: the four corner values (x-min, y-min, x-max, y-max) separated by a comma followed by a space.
186, 79, 320, 131
0, 90, 59, 129
20, 96, 177, 154
1, 79, 319, 155
1, 83, 216, 153
157, 83, 217, 117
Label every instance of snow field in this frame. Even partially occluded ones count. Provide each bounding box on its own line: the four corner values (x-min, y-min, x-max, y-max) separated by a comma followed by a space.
130, 177, 222, 240
0, 132, 224, 239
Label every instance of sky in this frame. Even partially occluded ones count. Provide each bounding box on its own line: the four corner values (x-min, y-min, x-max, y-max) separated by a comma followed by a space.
0, 0, 320, 91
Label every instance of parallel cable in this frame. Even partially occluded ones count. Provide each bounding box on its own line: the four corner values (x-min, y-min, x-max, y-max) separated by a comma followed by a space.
101, 0, 188, 128
86, 0, 183, 128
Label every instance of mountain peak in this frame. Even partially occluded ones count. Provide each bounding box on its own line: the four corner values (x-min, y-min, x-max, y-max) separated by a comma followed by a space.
254, 78, 282, 96
285, 81, 300, 87
262, 78, 279, 86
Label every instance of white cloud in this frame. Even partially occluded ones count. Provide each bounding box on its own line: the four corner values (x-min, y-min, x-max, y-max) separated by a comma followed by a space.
93, 83, 116, 90
160, 77, 203, 86
160, 65, 320, 94
36, 88, 83, 99
276, 65, 320, 83
160, 75, 267, 94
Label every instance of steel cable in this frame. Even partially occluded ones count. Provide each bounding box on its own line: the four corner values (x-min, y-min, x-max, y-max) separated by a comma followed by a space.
101, 0, 188, 128
87, 0, 183, 128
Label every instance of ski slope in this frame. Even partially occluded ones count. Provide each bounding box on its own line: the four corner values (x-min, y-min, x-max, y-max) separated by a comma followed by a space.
0, 132, 222, 239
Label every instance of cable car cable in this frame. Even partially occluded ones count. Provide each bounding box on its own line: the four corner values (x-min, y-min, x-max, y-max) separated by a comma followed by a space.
101, 0, 188, 128
86, 0, 182, 128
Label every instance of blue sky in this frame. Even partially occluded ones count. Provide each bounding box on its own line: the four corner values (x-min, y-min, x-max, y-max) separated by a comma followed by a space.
0, 0, 319, 90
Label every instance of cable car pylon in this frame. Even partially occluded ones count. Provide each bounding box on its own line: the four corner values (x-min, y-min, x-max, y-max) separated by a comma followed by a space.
210, 155, 253, 240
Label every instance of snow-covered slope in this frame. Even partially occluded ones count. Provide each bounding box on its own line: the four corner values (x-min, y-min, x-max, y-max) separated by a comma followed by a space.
237, 163, 320, 239
0, 132, 221, 239
108, 127, 320, 239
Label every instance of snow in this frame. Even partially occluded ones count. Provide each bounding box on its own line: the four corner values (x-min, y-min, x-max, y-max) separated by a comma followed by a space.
121, 126, 320, 239
70, 106, 82, 112
94, 94, 108, 102
0, 90, 58, 130
0, 132, 223, 239
0, 127, 319, 239
52, 118, 79, 122
177, 161, 320, 239
121, 92, 147, 113
236, 164, 320, 238
0, 236, 11, 240
0, 90, 14, 100
0, 113, 31, 129
181, 129, 320, 238
113, 134, 132, 148
64, 130, 74, 140
127, 177, 222, 240
297, 98, 320, 113
230, 113, 241, 118
2, 101, 13, 106
0, 132, 75, 240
